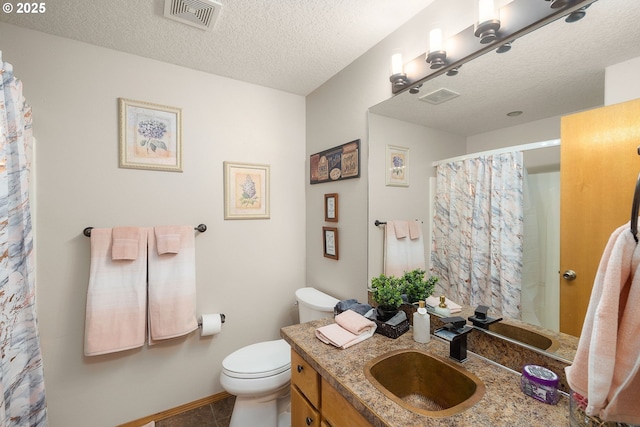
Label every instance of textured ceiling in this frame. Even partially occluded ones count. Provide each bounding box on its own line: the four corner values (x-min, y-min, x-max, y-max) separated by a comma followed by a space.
0, 0, 436, 95
370, 0, 640, 136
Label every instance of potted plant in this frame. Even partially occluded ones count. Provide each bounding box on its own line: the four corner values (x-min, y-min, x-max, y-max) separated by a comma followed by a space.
401, 269, 438, 304
370, 274, 404, 321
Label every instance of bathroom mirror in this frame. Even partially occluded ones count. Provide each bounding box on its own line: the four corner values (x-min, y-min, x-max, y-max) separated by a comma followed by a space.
367, 0, 640, 360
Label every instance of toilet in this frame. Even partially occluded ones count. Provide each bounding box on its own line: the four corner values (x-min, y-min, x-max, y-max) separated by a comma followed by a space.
220, 287, 339, 427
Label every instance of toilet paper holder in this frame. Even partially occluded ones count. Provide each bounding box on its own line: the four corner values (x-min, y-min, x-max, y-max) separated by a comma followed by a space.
198, 313, 226, 328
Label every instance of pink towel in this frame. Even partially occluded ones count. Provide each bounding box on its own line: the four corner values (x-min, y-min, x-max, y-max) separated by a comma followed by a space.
111, 227, 141, 260
315, 311, 376, 349
565, 222, 640, 424
384, 220, 426, 277
393, 220, 408, 239
148, 226, 198, 342
409, 220, 422, 240
155, 225, 182, 255
85, 228, 148, 356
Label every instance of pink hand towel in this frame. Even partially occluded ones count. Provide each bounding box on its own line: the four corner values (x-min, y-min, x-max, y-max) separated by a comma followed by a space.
111, 226, 141, 260
315, 311, 376, 349
85, 228, 148, 356
384, 220, 426, 277
409, 220, 422, 240
154, 225, 182, 255
392, 220, 409, 239
148, 226, 198, 342
334, 309, 376, 335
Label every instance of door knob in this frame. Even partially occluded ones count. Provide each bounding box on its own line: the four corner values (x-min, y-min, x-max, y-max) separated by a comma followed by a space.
563, 270, 577, 281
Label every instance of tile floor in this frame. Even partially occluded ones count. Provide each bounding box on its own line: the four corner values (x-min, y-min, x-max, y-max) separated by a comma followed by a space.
155, 395, 235, 427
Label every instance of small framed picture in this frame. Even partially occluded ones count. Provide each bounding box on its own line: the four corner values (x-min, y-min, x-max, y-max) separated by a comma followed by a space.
119, 98, 182, 172
385, 145, 409, 187
223, 161, 270, 220
323, 227, 339, 260
324, 193, 339, 222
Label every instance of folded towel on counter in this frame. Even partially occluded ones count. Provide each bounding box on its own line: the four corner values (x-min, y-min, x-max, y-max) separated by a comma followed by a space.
111, 227, 141, 260
148, 226, 198, 342
315, 310, 376, 349
425, 295, 462, 314
334, 299, 374, 316
85, 227, 148, 356
154, 225, 183, 254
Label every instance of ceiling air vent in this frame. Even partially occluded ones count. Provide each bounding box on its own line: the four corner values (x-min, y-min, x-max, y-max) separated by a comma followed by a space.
164, 0, 222, 31
418, 88, 460, 105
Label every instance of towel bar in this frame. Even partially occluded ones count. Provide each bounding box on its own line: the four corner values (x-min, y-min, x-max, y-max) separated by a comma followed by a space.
83, 224, 207, 237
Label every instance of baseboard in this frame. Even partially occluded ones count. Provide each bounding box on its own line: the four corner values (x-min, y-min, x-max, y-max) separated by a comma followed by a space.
116, 391, 234, 427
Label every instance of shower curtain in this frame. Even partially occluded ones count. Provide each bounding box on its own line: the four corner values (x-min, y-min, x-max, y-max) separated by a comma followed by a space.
431, 151, 524, 319
0, 53, 48, 425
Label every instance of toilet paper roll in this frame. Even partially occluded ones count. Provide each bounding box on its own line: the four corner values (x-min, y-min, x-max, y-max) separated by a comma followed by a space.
199, 313, 223, 337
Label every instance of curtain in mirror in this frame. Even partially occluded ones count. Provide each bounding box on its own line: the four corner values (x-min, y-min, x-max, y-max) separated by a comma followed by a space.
0, 53, 47, 425
431, 151, 524, 319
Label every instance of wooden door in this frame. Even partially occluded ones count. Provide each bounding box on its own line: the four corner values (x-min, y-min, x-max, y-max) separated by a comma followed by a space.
560, 97, 640, 336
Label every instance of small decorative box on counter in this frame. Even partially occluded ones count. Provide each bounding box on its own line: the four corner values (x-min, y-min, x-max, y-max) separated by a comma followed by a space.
521, 364, 560, 405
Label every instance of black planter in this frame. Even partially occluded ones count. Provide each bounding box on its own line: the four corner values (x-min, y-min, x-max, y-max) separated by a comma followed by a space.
376, 306, 399, 322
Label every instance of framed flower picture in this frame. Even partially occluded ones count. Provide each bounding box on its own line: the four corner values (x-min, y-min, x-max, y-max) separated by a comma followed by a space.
385, 145, 409, 187
119, 98, 182, 172
223, 161, 270, 220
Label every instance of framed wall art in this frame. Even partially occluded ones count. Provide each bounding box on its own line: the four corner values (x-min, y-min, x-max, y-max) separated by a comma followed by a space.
224, 161, 270, 220
310, 139, 360, 184
385, 144, 409, 187
322, 226, 339, 260
119, 98, 183, 172
324, 193, 339, 222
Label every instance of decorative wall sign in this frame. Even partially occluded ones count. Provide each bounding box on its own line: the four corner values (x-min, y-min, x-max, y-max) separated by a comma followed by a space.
324, 193, 339, 222
323, 226, 339, 260
385, 144, 409, 187
224, 161, 270, 219
119, 98, 182, 172
310, 139, 360, 184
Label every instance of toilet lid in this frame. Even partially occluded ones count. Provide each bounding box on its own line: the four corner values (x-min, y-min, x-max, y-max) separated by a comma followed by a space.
222, 339, 291, 379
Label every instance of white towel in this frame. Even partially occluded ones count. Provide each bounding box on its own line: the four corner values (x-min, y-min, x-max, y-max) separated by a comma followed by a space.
384, 220, 425, 277
148, 226, 198, 342
84, 227, 148, 356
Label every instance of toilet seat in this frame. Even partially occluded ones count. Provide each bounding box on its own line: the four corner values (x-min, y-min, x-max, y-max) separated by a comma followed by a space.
222, 339, 290, 379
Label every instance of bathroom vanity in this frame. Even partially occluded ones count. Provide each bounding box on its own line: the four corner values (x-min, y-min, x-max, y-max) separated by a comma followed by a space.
282, 319, 569, 426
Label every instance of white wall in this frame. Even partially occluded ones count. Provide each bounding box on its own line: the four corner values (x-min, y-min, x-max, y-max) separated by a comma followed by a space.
0, 23, 306, 427
367, 114, 465, 280
304, 0, 475, 304
605, 56, 640, 105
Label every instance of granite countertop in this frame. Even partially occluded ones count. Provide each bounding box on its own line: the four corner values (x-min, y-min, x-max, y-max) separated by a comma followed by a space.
281, 319, 569, 427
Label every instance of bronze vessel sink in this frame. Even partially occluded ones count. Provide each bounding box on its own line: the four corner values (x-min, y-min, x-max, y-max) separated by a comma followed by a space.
487, 322, 560, 352
364, 349, 485, 418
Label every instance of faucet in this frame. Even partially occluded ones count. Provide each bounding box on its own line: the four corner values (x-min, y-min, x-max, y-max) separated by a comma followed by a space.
434, 316, 474, 362
467, 305, 503, 329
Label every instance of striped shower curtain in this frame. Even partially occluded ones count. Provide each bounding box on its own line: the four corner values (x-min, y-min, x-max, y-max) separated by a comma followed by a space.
0, 53, 47, 425
431, 151, 524, 319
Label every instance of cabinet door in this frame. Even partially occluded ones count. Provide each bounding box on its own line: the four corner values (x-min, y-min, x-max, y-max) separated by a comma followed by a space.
291, 349, 320, 407
321, 378, 373, 427
291, 386, 320, 427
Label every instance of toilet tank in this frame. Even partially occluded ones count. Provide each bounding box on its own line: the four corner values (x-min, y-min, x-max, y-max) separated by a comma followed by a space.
295, 287, 339, 323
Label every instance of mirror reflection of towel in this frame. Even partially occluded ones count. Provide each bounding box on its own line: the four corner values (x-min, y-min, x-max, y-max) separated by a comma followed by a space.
384, 220, 425, 277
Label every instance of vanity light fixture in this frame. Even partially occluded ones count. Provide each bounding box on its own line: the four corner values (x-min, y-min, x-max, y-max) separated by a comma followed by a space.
475, 0, 501, 44
426, 28, 447, 69
389, 0, 597, 95
389, 50, 409, 89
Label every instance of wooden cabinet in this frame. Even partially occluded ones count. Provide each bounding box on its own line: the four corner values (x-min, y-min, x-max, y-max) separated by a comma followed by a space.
291, 349, 373, 427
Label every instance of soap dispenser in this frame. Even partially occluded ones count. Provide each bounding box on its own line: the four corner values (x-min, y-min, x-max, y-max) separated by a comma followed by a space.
434, 295, 451, 317
413, 301, 431, 343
